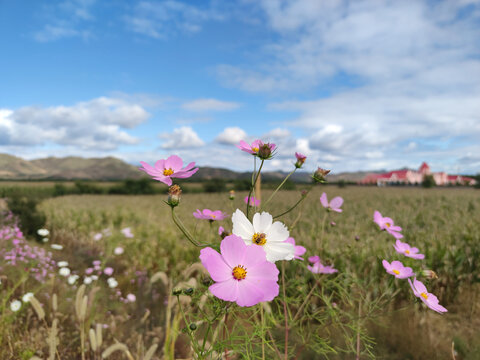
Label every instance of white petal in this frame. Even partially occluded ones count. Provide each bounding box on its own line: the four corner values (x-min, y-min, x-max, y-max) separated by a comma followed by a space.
263, 242, 295, 262
253, 212, 274, 233
232, 209, 254, 242
265, 220, 289, 243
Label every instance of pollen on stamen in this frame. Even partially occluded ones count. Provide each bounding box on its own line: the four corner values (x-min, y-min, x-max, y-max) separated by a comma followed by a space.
385, 223, 391, 228
393, 270, 400, 275
252, 232, 267, 246
232, 265, 247, 280
163, 168, 174, 176
405, 250, 410, 254
421, 292, 428, 300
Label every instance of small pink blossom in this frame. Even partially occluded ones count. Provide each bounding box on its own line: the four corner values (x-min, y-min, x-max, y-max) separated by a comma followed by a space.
121, 227, 134, 238
199, 234, 280, 307
126, 294, 136, 302
237, 139, 262, 155
320, 193, 343, 213
284, 237, 306, 261
382, 260, 415, 279
218, 226, 225, 235
104, 267, 114, 276
244, 196, 260, 207
139, 155, 198, 186
408, 278, 447, 313
294, 152, 307, 168
193, 209, 228, 221
373, 211, 403, 239
307, 256, 338, 274
393, 239, 425, 259
93, 233, 102, 241
114, 247, 124, 255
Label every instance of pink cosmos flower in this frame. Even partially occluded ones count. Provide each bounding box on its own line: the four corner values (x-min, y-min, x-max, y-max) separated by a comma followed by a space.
373, 211, 403, 239
408, 278, 447, 313
199, 235, 280, 307
104, 267, 114, 276
382, 260, 415, 279
139, 155, 198, 186
307, 256, 338, 274
218, 226, 225, 235
244, 196, 260, 207
284, 237, 306, 261
320, 193, 343, 213
237, 140, 262, 155
393, 239, 425, 259
193, 209, 228, 221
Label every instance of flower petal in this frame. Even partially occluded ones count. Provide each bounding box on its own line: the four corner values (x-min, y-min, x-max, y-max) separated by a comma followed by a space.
199, 247, 232, 282
209, 280, 239, 302
320, 193, 329, 208
220, 235, 247, 268
253, 212, 273, 233
232, 209, 254, 242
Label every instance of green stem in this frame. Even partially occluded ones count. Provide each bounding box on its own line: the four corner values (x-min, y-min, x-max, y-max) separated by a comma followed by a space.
282, 262, 289, 360
292, 281, 317, 323
171, 208, 214, 248
317, 211, 327, 250
263, 168, 297, 208
176, 296, 200, 358
246, 159, 265, 219
273, 194, 307, 219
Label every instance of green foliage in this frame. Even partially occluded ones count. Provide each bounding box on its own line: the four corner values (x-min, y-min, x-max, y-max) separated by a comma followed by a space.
108, 178, 156, 195
73, 180, 105, 194
202, 178, 227, 193
422, 174, 436, 188
233, 179, 251, 191
6, 193, 46, 240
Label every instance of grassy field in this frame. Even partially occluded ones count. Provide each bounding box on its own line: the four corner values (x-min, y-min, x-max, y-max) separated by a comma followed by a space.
1, 186, 479, 359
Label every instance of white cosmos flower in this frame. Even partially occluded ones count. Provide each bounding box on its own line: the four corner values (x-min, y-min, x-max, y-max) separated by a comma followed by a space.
10, 300, 21, 312
107, 278, 118, 288
37, 229, 50, 236
68, 275, 79, 285
51, 244, 63, 250
232, 209, 295, 263
84, 276, 93, 285
59, 267, 71, 277
57, 261, 69, 268
22, 292, 34, 303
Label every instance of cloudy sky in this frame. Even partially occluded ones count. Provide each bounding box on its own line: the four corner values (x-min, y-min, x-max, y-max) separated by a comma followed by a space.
1, 0, 479, 174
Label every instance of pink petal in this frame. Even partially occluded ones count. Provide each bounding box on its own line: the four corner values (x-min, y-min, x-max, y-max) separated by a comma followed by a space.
154, 159, 165, 170
308, 255, 320, 263
329, 196, 343, 210
209, 280, 239, 302
199, 248, 232, 282
220, 235, 248, 268
320, 193, 328, 208
172, 167, 199, 178
236, 280, 265, 306
164, 155, 183, 170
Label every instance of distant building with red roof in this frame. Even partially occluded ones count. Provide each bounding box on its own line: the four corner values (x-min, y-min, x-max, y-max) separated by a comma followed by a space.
360, 162, 477, 186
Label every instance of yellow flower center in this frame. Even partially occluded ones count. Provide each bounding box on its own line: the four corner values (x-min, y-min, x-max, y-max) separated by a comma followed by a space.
385, 222, 391, 228
163, 168, 174, 176
405, 250, 410, 254
393, 270, 400, 275
232, 265, 247, 280
421, 292, 428, 300
252, 147, 259, 153
252, 232, 267, 246
211, 214, 216, 218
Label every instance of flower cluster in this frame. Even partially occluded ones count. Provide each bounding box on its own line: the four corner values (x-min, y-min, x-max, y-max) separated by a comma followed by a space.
376, 211, 447, 313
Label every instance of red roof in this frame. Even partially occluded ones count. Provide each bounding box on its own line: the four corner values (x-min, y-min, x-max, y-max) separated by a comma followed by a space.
419, 162, 430, 172
378, 170, 409, 179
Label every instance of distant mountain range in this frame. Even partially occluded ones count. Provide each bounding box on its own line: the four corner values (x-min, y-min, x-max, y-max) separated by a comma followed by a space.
0, 153, 380, 182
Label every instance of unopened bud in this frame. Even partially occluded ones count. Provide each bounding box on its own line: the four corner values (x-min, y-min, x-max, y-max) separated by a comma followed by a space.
294, 152, 307, 168
167, 185, 182, 207
189, 323, 197, 331
183, 288, 194, 296
422, 270, 438, 279
172, 288, 182, 296
229, 190, 235, 200
313, 167, 330, 183
257, 142, 276, 160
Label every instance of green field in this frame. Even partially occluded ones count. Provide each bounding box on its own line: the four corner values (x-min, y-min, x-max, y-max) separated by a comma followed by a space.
1, 186, 479, 359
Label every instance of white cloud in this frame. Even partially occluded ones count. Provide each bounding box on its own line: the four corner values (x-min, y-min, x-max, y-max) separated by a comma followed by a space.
125, 1, 225, 39
0, 97, 149, 150
215, 127, 248, 145
33, 0, 96, 42
182, 98, 241, 112
263, 128, 290, 139
160, 126, 205, 149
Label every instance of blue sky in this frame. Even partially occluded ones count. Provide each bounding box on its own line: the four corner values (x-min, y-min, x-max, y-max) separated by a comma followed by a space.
1, 0, 479, 174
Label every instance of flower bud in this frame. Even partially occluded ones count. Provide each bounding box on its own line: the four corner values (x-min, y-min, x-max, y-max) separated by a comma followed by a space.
167, 185, 182, 207
172, 288, 182, 296
183, 288, 194, 296
421, 270, 438, 279
257, 142, 276, 160
294, 152, 307, 168
189, 323, 197, 331
312, 167, 330, 183
229, 190, 235, 200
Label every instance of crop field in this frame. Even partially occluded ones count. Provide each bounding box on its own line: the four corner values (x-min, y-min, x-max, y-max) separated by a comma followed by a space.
1, 185, 479, 359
